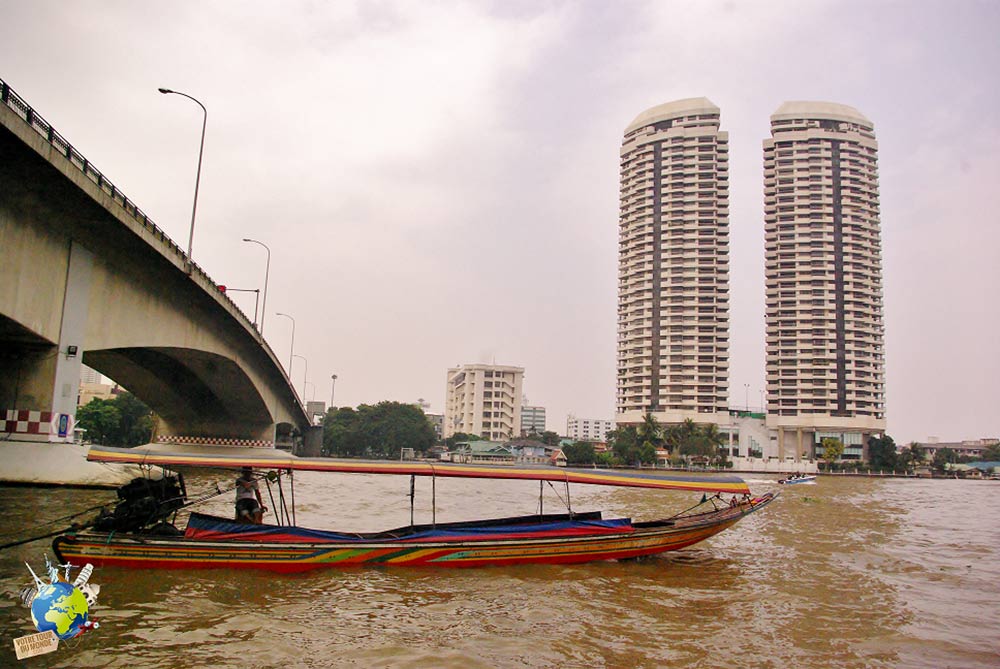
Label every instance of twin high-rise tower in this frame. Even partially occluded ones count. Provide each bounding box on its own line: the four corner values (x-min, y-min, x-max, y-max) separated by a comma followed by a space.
617, 98, 886, 458
618, 98, 731, 426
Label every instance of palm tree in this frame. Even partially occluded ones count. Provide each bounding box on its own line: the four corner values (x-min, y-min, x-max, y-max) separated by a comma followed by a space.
637, 413, 662, 446
699, 423, 726, 465
673, 419, 701, 456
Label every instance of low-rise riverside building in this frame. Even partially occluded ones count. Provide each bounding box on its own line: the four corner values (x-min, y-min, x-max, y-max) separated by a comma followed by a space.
520, 405, 546, 436
444, 364, 524, 441
911, 438, 998, 460
566, 416, 614, 442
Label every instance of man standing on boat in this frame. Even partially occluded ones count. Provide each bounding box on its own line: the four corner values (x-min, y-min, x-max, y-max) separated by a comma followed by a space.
235, 466, 266, 524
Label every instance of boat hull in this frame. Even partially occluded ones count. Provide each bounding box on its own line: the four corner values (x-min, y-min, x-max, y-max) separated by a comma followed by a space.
778, 476, 816, 485
53, 493, 777, 571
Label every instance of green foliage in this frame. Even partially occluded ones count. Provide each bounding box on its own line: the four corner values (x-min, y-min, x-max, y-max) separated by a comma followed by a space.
669, 419, 727, 464
608, 414, 662, 466
821, 437, 845, 464
638, 442, 657, 465
322, 407, 363, 456
867, 434, 898, 469
524, 429, 561, 446
76, 400, 120, 445
637, 414, 664, 450
607, 425, 644, 465
322, 401, 436, 458
983, 443, 1000, 461
610, 417, 730, 467
75, 392, 153, 447
444, 432, 480, 449
932, 447, 959, 472
595, 451, 617, 467
537, 431, 561, 446
897, 442, 926, 470
561, 441, 596, 465
715, 440, 732, 468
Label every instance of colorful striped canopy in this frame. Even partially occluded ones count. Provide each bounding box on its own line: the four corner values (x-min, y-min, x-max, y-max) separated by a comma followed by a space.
87, 444, 751, 495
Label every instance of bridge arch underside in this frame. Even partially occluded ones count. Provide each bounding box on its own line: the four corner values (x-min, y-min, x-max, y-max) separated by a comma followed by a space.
84, 347, 274, 442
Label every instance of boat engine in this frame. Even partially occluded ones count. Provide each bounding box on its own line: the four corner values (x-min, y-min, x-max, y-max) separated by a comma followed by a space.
92, 474, 187, 533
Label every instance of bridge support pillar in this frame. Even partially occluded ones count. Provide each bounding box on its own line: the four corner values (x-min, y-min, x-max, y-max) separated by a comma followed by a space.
2, 241, 93, 443
301, 425, 323, 457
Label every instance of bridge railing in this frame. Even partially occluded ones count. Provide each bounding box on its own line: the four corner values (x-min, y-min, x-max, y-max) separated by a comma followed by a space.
0, 76, 302, 407
0, 78, 182, 261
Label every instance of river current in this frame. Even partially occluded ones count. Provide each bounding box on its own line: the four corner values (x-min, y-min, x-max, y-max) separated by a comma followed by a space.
1, 472, 997, 668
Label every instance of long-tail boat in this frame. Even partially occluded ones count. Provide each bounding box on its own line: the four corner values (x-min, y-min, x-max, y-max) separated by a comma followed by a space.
53, 444, 778, 572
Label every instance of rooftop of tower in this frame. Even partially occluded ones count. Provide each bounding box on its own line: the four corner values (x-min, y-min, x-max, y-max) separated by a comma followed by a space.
624, 97, 720, 134
771, 101, 873, 127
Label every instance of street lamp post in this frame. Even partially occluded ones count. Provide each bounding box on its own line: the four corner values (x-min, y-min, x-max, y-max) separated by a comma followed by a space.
222, 287, 260, 326
242, 238, 270, 334
330, 374, 338, 408
744, 383, 749, 412
275, 312, 295, 375
158, 87, 206, 272
292, 354, 308, 401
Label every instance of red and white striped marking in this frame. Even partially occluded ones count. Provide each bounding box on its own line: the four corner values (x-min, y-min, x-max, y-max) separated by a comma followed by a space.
1, 409, 54, 436
156, 435, 274, 448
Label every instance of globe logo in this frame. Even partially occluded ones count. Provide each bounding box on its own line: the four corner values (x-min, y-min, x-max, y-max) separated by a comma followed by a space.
29, 580, 90, 641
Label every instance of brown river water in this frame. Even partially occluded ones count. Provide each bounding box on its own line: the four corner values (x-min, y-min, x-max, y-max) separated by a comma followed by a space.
0, 472, 997, 668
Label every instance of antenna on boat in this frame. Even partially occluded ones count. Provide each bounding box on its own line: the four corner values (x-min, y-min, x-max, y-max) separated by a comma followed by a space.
542, 478, 575, 518
565, 478, 573, 518
409, 475, 416, 527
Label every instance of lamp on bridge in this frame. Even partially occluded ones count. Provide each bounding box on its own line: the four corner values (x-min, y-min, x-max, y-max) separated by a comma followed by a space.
292, 354, 308, 403
220, 287, 260, 328
158, 87, 206, 274
242, 238, 270, 335
275, 312, 295, 375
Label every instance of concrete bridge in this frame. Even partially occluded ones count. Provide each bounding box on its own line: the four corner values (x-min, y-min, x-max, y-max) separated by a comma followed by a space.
0, 77, 316, 482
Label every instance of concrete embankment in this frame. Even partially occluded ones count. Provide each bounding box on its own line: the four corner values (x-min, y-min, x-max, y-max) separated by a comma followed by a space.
0, 440, 158, 487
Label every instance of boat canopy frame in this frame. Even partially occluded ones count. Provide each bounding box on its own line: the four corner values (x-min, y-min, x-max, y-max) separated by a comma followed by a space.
87, 443, 752, 530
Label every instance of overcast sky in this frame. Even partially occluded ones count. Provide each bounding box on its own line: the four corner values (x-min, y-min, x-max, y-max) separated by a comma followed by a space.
3, 1, 997, 444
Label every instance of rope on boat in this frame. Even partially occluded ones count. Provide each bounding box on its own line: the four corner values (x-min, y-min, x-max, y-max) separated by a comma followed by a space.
0, 524, 89, 551
263, 476, 280, 524
1, 467, 316, 551
667, 492, 753, 520
543, 479, 575, 517
0, 502, 111, 540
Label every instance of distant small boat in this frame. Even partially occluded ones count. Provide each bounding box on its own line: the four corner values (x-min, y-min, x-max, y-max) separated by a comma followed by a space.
778, 474, 816, 485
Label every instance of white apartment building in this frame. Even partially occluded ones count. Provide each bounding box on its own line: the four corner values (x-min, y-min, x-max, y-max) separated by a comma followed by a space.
763, 101, 886, 461
80, 365, 102, 384
443, 364, 524, 441
77, 381, 117, 407
566, 416, 614, 443
425, 413, 444, 441
520, 405, 546, 436
617, 97, 731, 427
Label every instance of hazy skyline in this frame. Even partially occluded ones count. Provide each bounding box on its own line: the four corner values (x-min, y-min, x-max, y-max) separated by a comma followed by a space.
2, 1, 997, 444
